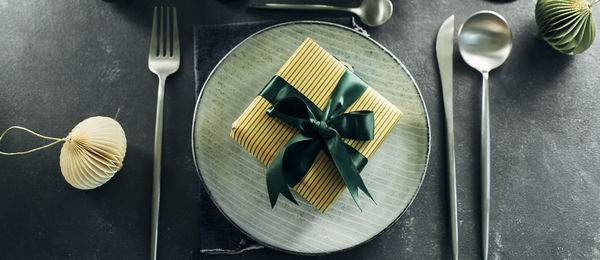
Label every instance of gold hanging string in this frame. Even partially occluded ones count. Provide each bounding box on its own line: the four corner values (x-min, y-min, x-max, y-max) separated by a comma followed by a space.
0, 126, 67, 155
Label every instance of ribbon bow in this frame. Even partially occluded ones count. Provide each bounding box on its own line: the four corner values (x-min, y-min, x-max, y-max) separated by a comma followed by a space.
261, 71, 376, 210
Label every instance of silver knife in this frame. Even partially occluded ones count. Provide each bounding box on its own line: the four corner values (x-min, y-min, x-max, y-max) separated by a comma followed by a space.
436, 15, 458, 260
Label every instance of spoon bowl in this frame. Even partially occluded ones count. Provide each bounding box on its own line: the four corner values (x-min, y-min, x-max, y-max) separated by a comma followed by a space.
458, 11, 512, 72
355, 0, 394, 27
457, 10, 512, 260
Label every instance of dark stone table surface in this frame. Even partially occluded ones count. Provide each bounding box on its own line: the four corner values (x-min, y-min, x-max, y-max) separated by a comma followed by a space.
1, 0, 599, 259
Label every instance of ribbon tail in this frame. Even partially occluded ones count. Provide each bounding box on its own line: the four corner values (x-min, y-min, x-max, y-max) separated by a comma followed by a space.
323, 131, 375, 211
265, 133, 318, 208
346, 174, 375, 211
265, 137, 298, 208
343, 143, 374, 203
266, 168, 297, 207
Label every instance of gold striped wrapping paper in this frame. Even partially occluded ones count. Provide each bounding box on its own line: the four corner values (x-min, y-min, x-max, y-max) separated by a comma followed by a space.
230, 38, 403, 213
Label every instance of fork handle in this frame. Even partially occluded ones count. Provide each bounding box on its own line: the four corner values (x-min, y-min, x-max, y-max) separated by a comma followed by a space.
151, 76, 166, 260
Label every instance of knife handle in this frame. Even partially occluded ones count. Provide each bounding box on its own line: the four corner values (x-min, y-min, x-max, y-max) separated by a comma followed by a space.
447, 119, 458, 260
481, 71, 490, 260
445, 92, 458, 260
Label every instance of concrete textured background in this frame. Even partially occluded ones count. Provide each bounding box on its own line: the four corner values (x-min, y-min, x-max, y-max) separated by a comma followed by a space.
0, 0, 599, 259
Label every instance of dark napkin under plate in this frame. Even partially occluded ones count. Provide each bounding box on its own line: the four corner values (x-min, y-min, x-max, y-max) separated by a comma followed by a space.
193, 17, 356, 255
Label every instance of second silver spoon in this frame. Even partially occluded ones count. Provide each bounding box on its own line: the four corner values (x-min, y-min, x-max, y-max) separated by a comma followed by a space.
248, 0, 393, 27
458, 10, 512, 260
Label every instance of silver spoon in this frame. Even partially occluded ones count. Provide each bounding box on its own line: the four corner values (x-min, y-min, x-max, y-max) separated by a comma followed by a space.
458, 10, 512, 260
248, 0, 393, 27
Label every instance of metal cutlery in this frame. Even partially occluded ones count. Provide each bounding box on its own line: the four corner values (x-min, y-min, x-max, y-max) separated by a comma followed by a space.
458, 11, 512, 260
148, 6, 180, 260
436, 15, 458, 260
248, 0, 393, 27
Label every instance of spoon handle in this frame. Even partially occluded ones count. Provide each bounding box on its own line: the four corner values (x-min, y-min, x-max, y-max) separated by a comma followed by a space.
481, 71, 490, 260
248, 3, 352, 13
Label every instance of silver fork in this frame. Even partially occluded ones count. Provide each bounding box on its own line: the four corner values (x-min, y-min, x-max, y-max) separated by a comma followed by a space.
148, 6, 179, 260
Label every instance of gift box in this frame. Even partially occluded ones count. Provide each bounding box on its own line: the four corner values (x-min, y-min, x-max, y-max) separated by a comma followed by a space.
230, 38, 402, 213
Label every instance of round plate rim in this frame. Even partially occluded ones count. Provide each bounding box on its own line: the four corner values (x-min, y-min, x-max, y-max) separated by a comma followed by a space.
191, 20, 431, 255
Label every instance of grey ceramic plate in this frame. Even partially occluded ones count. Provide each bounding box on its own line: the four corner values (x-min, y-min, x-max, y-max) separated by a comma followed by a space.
192, 21, 430, 255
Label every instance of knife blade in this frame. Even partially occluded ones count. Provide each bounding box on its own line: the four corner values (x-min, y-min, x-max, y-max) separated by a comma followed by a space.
436, 15, 458, 260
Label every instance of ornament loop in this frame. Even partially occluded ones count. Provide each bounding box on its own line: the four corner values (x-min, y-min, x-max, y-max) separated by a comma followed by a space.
0, 126, 65, 156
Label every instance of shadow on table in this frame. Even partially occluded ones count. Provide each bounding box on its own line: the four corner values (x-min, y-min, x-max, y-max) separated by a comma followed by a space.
498, 27, 574, 101
82, 142, 154, 251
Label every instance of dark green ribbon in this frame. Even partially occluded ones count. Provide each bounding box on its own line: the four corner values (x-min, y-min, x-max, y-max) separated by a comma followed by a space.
259, 70, 375, 210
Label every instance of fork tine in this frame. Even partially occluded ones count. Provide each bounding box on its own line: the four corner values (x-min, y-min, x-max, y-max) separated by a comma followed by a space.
166, 7, 171, 57
159, 6, 164, 56
172, 7, 179, 58
149, 7, 158, 57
